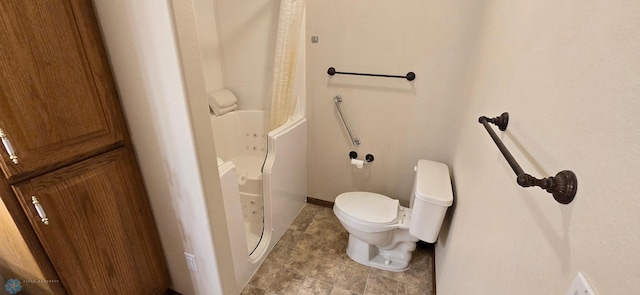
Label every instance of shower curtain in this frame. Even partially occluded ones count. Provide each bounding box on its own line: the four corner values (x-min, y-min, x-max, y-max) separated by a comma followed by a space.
268, 0, 305, 131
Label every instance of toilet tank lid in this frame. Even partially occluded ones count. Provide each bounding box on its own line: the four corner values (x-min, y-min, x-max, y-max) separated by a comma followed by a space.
334, 192, 399, 224
415, 160, 453, 207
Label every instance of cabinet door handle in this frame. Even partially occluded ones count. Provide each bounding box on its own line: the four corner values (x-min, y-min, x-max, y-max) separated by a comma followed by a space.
0, 128, 18, 164
31, 196, 49, 225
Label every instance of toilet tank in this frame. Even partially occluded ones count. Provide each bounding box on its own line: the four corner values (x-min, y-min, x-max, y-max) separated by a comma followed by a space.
409, 159, 453, 243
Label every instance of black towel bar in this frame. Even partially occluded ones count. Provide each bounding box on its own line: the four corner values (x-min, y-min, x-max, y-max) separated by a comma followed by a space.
479, 112, 577, 204
327, 67, 415, 81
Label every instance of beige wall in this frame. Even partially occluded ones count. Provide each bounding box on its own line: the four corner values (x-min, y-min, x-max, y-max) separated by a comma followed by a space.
438, 1, 640, 294
92, 1, 236, 294
306, 0, 484, 205
93, 0, 640, 293
214, 0, 280, 110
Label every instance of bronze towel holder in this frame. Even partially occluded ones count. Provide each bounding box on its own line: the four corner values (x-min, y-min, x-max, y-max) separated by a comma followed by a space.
479, 112, 577, 204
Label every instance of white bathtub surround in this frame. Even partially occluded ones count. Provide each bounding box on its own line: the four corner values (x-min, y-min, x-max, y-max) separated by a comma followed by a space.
217, 161, 248, 289
211, 111, 266, 254
261, 115, 308, 256
268, 0, 305, 131
204, 1, 308, 290
211, 110, 307, 291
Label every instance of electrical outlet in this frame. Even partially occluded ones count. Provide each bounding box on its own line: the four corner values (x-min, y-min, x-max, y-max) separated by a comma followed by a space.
566, 272, 597, 295
184, 252, 198, 272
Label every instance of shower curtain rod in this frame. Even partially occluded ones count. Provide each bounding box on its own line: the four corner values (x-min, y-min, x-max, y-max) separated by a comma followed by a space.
479, 112, 577, 204
327, 67, 416, 81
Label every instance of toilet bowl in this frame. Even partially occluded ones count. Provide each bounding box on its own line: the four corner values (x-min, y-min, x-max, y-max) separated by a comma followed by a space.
333, 159, 453, 272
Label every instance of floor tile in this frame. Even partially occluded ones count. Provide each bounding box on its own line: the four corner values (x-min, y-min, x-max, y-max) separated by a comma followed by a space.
396, 263, 431, 290
308, 257, 344, 283
276, 228, 305, 249
261, 242, 290, 268
292, 234, 329, 258
283, 247, 317, 276
248, 260, 280, 289
289, 210, 315, 232
298, 277, 333, 295
396, 282, 426, 295
240, 285, 265, 295
364, 273, 399, 295
266, 269, 305, 295
241, 203, 435, 295
334, 264, 368, 294
329, 286, 359, 295
369, 268, 403, 282
306, 216, 347, 242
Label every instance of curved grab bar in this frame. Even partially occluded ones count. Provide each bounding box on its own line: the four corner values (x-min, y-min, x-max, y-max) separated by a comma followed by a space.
334, 96, 360, 146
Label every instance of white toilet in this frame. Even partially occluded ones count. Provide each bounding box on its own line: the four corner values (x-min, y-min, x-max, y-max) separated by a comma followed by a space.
333, 159, 453, 272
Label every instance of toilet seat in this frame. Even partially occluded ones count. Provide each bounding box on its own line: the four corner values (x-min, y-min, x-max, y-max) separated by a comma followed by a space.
334, 192, 403, 233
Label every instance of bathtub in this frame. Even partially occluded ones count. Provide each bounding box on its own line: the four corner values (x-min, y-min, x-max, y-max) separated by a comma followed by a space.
212, 110, 306, 290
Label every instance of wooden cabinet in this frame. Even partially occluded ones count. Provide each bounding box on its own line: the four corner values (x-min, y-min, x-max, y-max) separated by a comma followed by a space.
12, 149, 168, 294
0, 0, 124, 180
0, 0, 170, 294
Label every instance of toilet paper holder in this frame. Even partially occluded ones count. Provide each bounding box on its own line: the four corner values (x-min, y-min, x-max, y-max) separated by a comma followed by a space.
349, 151, 375, 162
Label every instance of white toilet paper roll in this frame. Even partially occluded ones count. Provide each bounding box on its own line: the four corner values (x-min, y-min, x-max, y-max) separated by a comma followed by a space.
351, 159, 365, 169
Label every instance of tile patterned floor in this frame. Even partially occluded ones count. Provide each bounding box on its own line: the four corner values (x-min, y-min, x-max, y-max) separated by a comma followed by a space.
241, 203, 435, 295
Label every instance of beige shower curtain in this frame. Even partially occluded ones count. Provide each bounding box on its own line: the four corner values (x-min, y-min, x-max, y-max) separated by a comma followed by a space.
267, 0, 305, 131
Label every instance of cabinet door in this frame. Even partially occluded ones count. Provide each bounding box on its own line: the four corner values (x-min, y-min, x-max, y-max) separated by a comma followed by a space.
0, 0, 124, 179
13, 148, 169, 294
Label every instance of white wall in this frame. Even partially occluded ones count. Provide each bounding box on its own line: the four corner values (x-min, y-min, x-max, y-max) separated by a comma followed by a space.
92, 1, 236, 294
214, 0, 280, 110
194, 0, 225, 93
306, 0, 484, 205
438, 1, 640, 294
